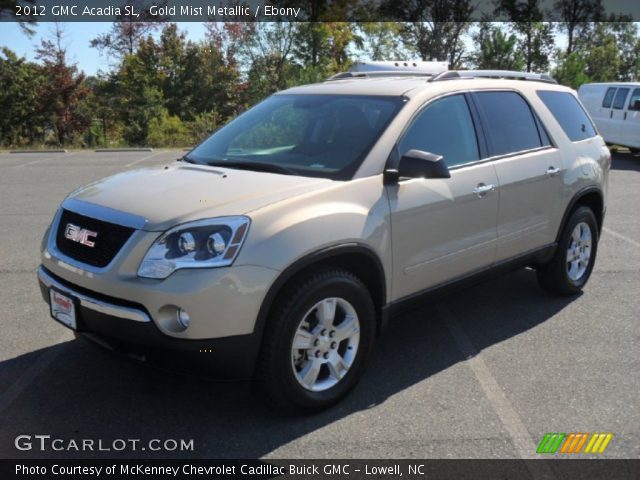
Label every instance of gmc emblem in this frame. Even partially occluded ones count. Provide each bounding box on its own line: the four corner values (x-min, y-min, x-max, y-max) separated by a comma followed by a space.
64, 223, 97, 247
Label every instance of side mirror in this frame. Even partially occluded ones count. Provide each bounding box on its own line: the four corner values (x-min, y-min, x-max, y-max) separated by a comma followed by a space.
386, 149, 451, 183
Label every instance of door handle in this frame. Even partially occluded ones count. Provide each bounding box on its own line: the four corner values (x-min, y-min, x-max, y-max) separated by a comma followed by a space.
473, 183, 495, 197
546, 166, 561, 176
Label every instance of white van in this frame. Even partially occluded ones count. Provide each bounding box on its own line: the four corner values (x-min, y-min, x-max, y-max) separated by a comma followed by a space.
578, 82, 640, 152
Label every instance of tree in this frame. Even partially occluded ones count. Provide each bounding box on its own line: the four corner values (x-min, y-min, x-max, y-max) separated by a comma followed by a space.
472, 23, 525, 70
0, 0, 38, 36
554, 20, 639, 87
90, 3, 164, 59
495, 1, 555, 72
107, 34, 165, 145
35, 23, 89, 145
554, 0, 603, 54
605, 21, 640, 81
379, 0, 475, 67
354, 22, 407, 61
0, 48, 45, 146
215, 22, 299, 104
553, 51, 589, 88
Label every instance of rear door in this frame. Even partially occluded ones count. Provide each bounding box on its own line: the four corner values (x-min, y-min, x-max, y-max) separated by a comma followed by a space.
610, 87, 630, 144
387, 93, 499, 300
471, 90, 561, 261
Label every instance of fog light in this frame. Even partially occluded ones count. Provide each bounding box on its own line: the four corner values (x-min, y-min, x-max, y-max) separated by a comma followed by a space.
176, 308, 191, 329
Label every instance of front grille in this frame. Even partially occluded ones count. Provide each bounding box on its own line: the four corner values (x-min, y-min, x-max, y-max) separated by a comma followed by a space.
55, 209, 135, 268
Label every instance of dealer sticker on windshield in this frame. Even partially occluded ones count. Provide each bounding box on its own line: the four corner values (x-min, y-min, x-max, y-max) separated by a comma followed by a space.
49, 289, 77, 330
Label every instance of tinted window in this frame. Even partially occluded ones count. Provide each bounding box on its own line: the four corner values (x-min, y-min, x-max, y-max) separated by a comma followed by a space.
537, 91, 596, 142
613, 88, 629, 109
534, 115, 552, 147
474, 91, 542, 156
602, 87, 616, 108
628, 88, 640, 111
398, 94, 479, 168
188, 94, 404, 180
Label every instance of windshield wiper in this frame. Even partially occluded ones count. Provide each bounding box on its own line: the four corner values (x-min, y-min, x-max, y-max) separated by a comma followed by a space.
206, 160, 296, 176
179, 153, 196, 164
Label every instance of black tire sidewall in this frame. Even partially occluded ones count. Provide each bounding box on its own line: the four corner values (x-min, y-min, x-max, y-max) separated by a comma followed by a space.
272, 272, 375, 410
557, 207, 599, 291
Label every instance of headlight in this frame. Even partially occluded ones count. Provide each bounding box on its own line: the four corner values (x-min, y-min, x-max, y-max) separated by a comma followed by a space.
137, 216, 250, 279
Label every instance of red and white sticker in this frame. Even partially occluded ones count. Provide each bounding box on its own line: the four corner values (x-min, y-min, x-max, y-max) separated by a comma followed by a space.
50, 290, 77, 330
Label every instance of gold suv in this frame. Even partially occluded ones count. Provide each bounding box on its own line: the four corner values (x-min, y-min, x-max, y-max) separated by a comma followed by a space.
38, 67, 610, 410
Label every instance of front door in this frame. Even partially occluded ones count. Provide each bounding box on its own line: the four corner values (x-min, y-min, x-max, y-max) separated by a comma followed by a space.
387, 94, 499, 300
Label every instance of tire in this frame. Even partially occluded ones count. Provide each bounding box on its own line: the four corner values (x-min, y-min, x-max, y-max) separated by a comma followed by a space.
537, 206, 599, 295
255, 267, 375, 412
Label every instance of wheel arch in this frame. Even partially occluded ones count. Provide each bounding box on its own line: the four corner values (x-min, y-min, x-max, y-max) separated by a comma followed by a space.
557, 186, 605, 242
253, 243, 387, 342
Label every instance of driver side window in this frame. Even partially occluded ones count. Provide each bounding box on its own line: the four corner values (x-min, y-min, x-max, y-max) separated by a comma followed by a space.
398, 94, 480, 168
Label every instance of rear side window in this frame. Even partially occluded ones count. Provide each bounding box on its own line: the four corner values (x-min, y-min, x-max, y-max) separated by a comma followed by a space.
613, 88, 629, 109
473, 91, 542, 157
537, 91, 596, 142
628, 88, 640, 111
602, 87, 616, 108
398, 94, 479, 168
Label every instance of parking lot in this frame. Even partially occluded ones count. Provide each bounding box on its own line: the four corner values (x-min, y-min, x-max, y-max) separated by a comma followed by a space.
0, 149, 638, 459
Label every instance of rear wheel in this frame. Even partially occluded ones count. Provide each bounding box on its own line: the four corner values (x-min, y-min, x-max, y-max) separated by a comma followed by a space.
255, 268, 375, 411
537, 206, 598, 295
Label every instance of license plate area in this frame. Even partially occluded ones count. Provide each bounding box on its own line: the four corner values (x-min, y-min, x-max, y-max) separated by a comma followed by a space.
49, 288, 77, 330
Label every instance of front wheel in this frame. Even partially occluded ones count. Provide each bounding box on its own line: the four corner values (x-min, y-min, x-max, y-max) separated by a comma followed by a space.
537, 206, 599, 295
255, 268, 375, 411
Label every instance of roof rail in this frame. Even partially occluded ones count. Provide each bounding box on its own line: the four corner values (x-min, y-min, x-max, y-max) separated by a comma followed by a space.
326, 71, 438, 81
430, 70, 557, 84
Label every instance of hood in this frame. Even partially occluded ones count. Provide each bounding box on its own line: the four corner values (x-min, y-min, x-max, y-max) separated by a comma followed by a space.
68, 164, 332, 231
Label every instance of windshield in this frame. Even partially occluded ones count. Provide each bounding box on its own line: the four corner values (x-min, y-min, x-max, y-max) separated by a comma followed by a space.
186, 94, 406, 180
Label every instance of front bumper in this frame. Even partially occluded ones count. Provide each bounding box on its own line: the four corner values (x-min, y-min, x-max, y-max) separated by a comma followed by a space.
38, 266, 261, 378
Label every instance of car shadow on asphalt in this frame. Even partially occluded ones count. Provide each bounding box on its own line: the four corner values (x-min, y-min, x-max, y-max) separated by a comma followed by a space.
0, 268, 579, 459
611, 150, 640, 171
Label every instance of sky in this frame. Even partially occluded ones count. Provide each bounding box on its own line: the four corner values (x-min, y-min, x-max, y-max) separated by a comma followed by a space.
0, 22, 209, 76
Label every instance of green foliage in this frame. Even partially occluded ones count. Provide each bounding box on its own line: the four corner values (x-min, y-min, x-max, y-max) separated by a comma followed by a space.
147, 109, 189, 147
495, 1, 555, 72
554, 21, 639, 89
188, 111, 221, 145
0, 48, 45, 146
473, 24, 525, 70
1, 19, 639, 148
553, 51, 590, 89
35, 26, 90, 145
230, 104, 307, 151
354, 23, 406, 61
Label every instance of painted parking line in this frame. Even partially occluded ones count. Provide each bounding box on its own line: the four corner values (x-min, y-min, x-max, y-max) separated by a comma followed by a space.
437, 303, 554, 477
603, 227, 640, 248
125, 151, 173, 167
14, 152, 77, 168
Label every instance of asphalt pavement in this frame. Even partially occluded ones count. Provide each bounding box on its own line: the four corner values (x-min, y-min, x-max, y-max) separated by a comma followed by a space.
0, 149, 637, 459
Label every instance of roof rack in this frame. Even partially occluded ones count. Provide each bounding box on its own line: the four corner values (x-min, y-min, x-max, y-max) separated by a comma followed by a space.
430, 70, 557, 84
349, 60, 449, 74
326, 60, 449, 81
326, 71, 437, 81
